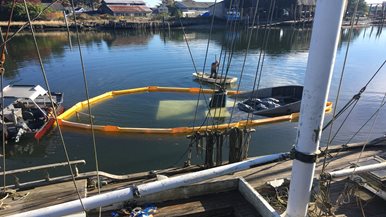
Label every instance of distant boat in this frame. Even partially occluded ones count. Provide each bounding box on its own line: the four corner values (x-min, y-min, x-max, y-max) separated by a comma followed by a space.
192, 72, 237, 85
235, 85, 303, 117
1, 84, 64, 142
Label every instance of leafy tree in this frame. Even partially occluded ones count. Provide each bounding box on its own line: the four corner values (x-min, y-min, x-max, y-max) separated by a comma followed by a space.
346, 0, 368, 16
0, 2, 50, 21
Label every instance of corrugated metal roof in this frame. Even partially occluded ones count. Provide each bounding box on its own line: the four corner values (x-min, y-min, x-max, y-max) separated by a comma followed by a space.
108, 5, 152, 13
103, 0, 146, 5
176, 1, 214, 9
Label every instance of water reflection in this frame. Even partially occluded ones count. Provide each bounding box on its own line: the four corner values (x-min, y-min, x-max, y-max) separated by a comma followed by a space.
4, 26, 372, 78
1, 26, 385, 176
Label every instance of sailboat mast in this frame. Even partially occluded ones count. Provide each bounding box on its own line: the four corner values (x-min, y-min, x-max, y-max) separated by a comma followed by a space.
284, 0, 347, 217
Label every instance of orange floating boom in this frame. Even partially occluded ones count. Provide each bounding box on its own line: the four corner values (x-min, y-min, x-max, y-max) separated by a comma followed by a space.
57, 86, 332, 135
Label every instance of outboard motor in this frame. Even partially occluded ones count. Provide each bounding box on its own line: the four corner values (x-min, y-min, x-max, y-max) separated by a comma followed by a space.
209, 87, 227, 108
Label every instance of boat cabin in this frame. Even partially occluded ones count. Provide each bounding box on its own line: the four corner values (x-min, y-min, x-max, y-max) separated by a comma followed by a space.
0, 85, 63, 142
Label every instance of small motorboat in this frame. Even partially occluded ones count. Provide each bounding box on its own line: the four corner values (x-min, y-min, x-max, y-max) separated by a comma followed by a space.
235, 85, 303, 117
0, 85, 64, 143
192, 72, 237, 85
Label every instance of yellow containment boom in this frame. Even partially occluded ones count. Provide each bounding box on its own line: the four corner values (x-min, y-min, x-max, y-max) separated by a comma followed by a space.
57, 86, 333, 135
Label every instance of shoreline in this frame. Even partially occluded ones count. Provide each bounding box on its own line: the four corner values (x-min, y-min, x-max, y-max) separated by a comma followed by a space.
0, 19, 382, 31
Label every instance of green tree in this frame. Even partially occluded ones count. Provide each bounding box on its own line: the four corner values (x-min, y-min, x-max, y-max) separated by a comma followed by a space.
346, 0, 368, 16
1, 2, 50, 21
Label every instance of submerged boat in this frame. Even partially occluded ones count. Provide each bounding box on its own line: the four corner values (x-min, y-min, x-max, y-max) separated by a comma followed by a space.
0, 84, 64, 142
192, 72, 237, 85
236, 85, 303, 117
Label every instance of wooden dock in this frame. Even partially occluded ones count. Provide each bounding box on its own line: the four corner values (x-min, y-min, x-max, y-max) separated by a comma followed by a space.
1, 140, 386, 216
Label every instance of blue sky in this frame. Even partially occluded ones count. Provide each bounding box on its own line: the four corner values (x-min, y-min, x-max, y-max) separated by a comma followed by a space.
145, 0, 385, 8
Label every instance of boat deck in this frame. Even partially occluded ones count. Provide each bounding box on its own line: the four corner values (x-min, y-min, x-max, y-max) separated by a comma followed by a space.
0, 180, 87, 216
2, 141, 386, 216
154, 191, 260, 217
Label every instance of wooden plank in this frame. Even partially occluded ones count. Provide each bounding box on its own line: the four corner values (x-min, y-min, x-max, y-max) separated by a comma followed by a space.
154, 191, 260, 217
238, 178, 280, 217
1, 180, 87, 215
4, 143, 385, 217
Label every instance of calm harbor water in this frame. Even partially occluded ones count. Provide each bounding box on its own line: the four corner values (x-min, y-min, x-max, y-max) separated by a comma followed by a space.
2, 26, 386, 178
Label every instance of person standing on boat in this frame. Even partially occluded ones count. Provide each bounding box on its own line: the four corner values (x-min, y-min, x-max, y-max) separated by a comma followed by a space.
210, 60, 219, 78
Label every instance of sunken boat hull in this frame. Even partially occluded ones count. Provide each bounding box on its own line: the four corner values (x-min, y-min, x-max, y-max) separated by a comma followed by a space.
236, 85, 303, 117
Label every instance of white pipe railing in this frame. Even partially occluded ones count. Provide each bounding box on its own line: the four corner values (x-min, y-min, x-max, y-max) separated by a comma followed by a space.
284, 0, 347, 217
328, 162, 386, 179
10, 153, 287, 217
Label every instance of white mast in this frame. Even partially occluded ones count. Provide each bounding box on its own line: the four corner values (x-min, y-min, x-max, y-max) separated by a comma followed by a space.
284, 0, 347, 217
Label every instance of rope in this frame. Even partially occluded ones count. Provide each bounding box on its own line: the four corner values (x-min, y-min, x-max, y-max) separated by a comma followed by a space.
0, 0, 17, 194
0, 0, 16, 63
22, 0, 86, 212
69, 0, 102, 202
69, 1, 102, 215
0, 192, 9, 209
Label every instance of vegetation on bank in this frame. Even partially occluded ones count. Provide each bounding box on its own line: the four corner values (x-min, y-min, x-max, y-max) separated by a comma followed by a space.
0, 2, 51, 21
0, 0, 371, 23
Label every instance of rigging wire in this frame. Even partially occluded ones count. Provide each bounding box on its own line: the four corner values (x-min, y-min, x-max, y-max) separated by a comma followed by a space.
0, 0, 17, 193
22, 0, 86, 212
187, 0, 220, 132
226, 0, 262, 128
177, 18, 213, 132
201, 0, 219, 75
322, 59, 386, 132
1, 74, 5, 192
332, 93, 386, 213
68, 0, 102, 208
246, 0, 276, 123
201, 0, 221, 130
217, 0, 237, 81
344, 96, 386, 146
218, 0, 243, 85
320, 0, 360, 173
320, 95, 386, 174
318, 59, 386, 154
211, 0, 242, 130
175, 6, 225, 137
